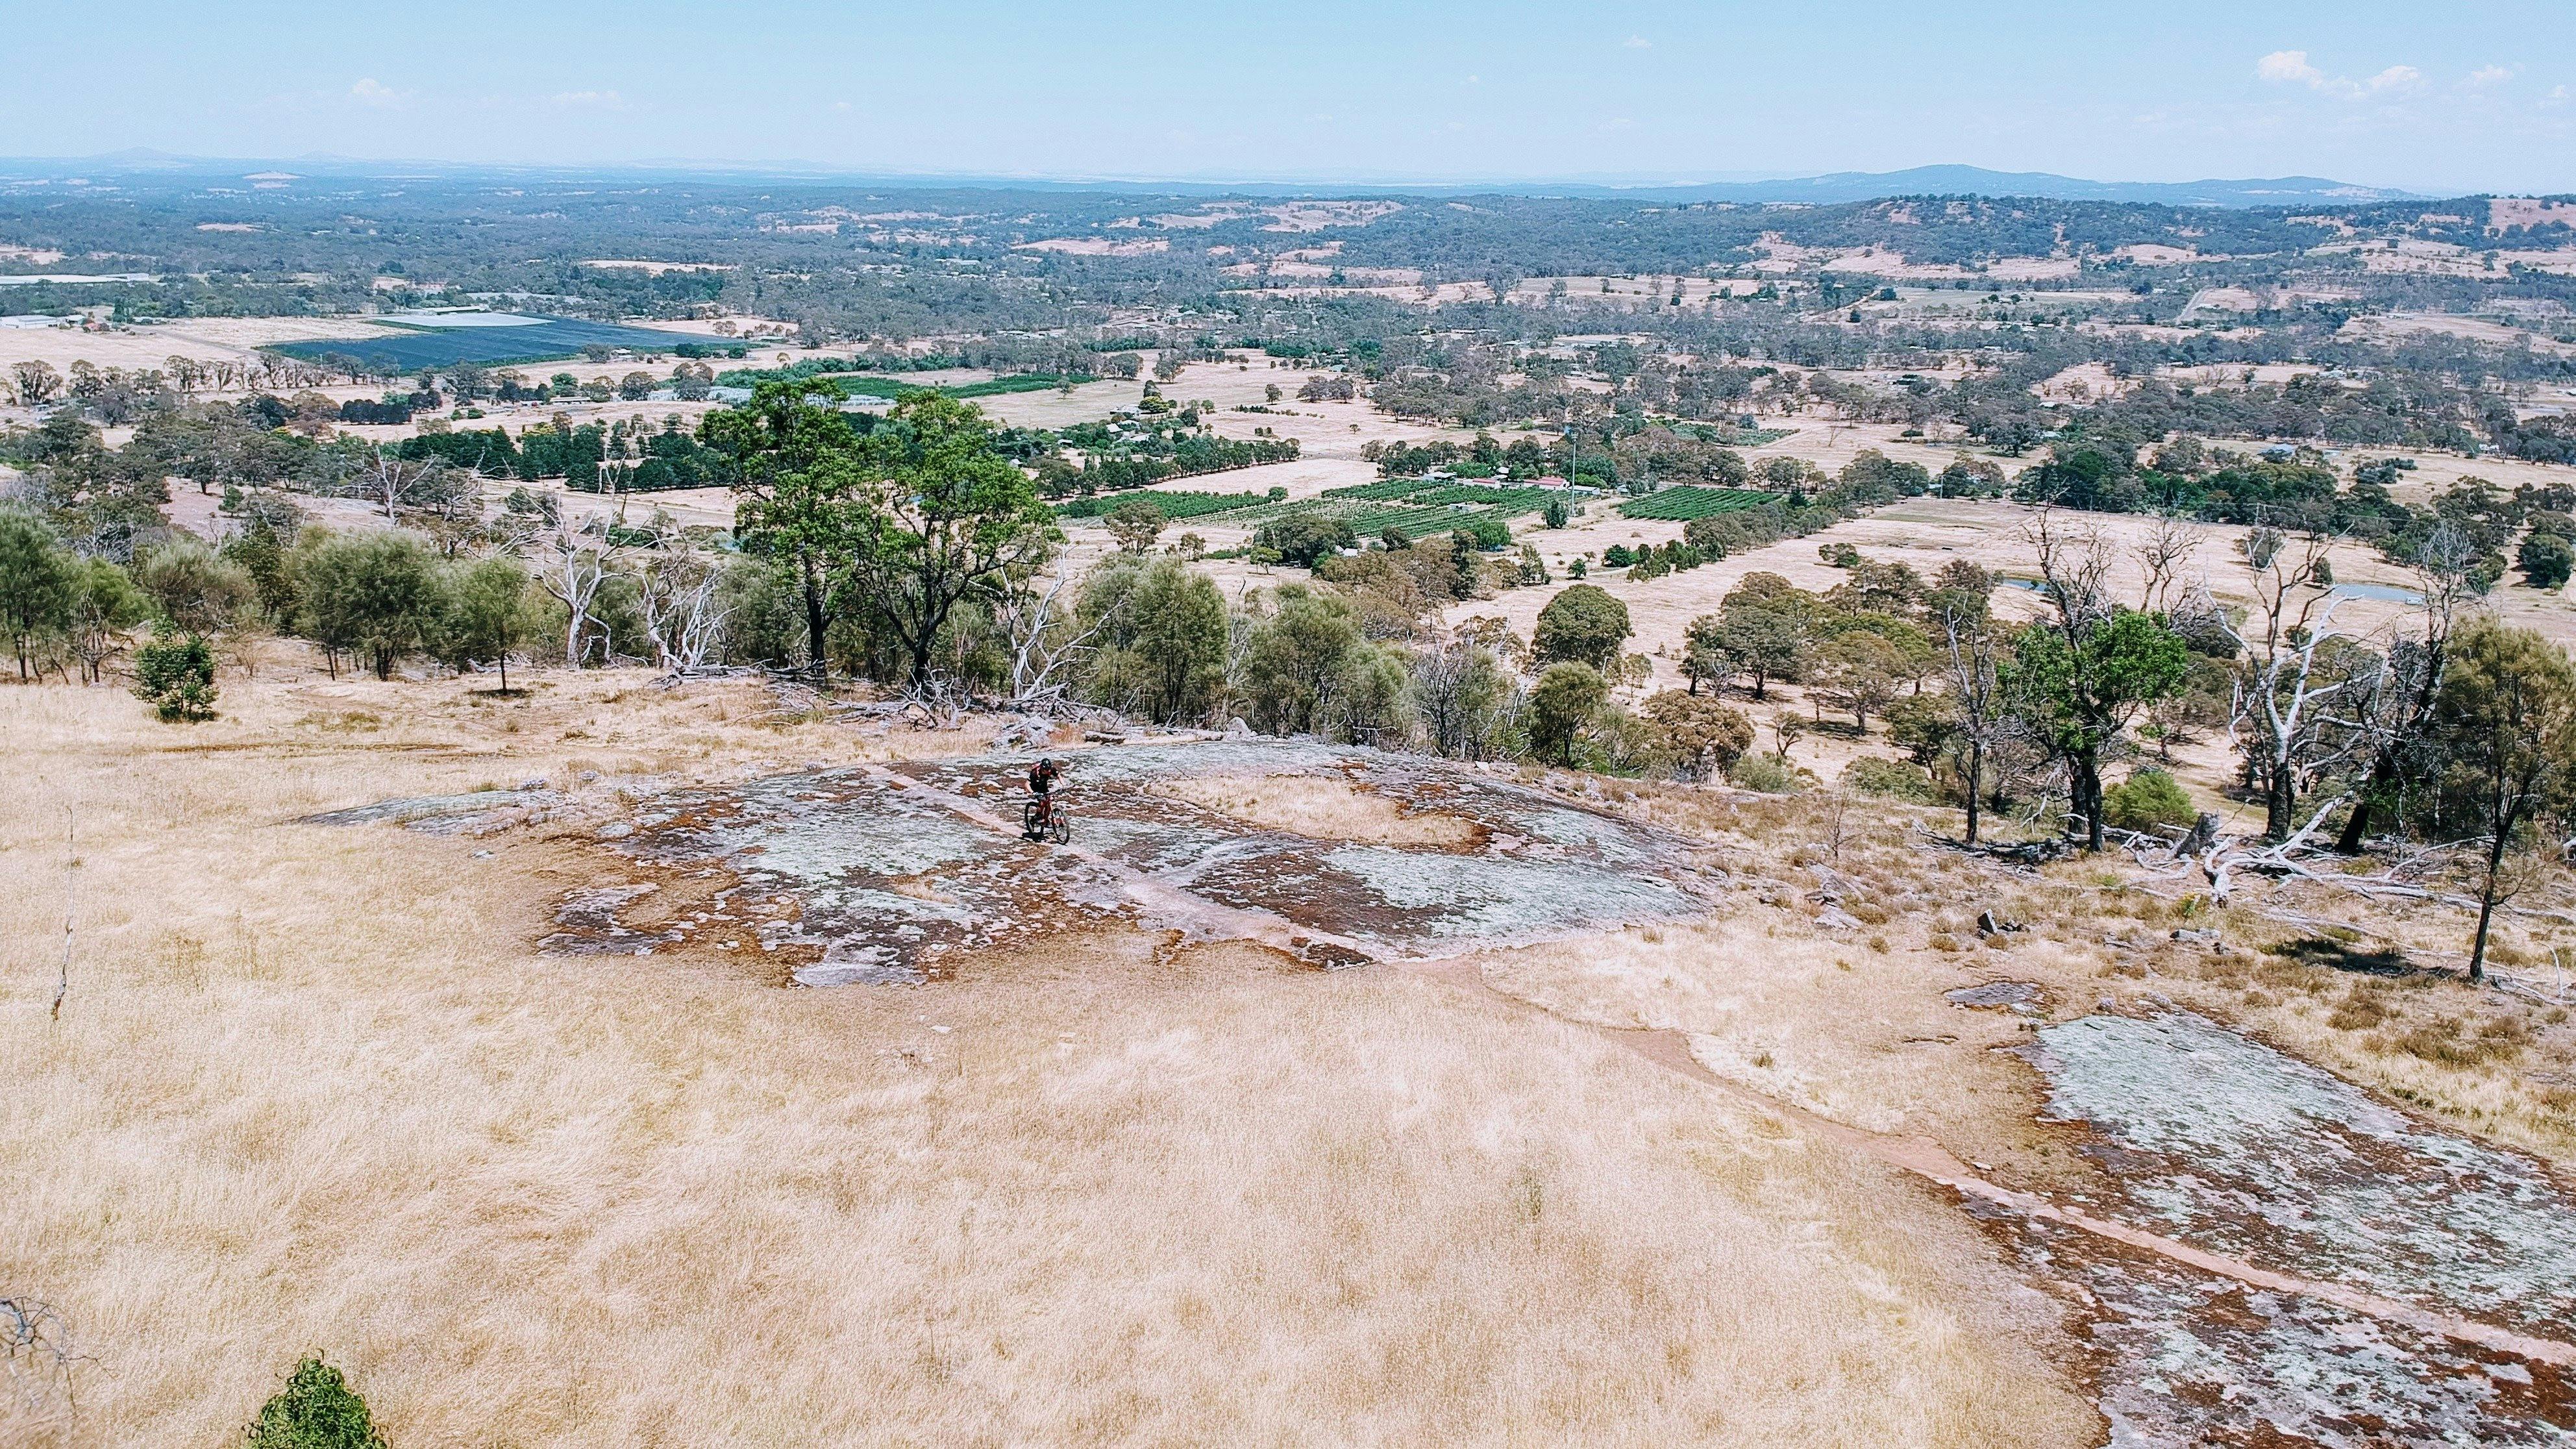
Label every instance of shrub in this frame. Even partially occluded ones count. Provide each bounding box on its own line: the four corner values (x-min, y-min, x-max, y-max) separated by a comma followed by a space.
245, 1355, 386, 1449
2104, 767, 2197, 832
1641, 691, 1755, 779
1728, 752, 1803, 794
1845, 755, 1936, 802
131, 630, 217, 722
137, 538, 258, 634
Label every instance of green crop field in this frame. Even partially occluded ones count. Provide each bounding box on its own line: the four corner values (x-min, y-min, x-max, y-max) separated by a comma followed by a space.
1615, 486, 1777, 521
829, 373, 1069, 401
1668, 422, 1797, 448
1054, 489, 1273, 521
1127, 478, 1573, 538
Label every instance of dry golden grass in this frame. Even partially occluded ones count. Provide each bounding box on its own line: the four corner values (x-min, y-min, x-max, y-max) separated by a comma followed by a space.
1580, 782, 2576, 1180
0, 668, 2093, 1447
1151, 773, 1481, 848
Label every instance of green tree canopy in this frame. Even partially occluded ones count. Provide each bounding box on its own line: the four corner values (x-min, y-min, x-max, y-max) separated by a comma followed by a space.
834, 392, 1059, 692
1532, 583, 1631, 672
0, 512, 75, 679
297, 532, 441, 680
1081, 555, 1227, 724
2432, 618, 2576, 981
438, 555, 539, 692
244, 1354, 388, 1449
1241, 585, 1364, 736
2003, 610, 2190, 850
702, 379, 872, 673
1528, 661, 1609, 765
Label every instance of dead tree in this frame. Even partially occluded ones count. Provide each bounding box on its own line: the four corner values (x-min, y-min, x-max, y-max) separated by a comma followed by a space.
2, 1297, 79, 1446
351, 453, 450, 523
2333, 523, 2475, 851
2136, 512, 2201, 615
1940, 600, 2005, 844
2213, 526, 2363, 841
536, 517, 618, 667
992, 564, 1119, 712
637, 549, 728, 679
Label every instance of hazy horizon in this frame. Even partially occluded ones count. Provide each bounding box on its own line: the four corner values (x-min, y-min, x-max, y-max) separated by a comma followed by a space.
6, 1, 2571, 196
0, 151, 2466, 194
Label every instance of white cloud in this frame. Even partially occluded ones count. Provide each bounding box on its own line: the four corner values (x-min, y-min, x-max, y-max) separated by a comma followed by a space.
2257, 50, 2322, 86
348, 78, 406, 108
551, 90, 627, 110
1622, 35, 1651, 49
2468, 64, 2514, 88
2255, 50, 2423, 100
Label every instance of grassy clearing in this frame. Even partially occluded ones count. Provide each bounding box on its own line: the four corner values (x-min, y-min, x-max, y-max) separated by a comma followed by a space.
0, 667, 2091, 1448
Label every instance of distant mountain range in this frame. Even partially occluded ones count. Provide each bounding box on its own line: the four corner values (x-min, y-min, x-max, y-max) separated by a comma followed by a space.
0, 152, 2435, 208
1520, 166, 2427, 207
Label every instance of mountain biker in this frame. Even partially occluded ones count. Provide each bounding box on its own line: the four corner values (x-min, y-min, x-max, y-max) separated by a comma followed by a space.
1027, 756, 1062, 824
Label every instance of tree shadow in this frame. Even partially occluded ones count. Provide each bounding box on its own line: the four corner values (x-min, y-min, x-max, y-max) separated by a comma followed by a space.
2268, 935, 2414, 978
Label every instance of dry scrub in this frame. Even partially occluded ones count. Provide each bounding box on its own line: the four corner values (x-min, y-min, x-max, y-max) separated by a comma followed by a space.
0, 669, 2090, 1447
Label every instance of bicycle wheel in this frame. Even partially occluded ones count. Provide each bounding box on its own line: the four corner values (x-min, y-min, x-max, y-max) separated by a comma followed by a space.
1050, 817, 1072, 845
1022, 801, 1043, 837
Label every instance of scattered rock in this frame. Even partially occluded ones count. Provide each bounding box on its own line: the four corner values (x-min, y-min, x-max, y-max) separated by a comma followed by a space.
1946, 980, 2044, 1011
2172, 928, 2223, 948
1976, 909, 2024, 935
597, 822, 635, 840
1806, 864, 1861, 904
1814, 908, 1863, 932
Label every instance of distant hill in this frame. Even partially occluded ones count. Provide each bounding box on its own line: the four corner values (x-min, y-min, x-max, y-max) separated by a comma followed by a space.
0, 152, 2428, 208
1530, 166, 2424, 207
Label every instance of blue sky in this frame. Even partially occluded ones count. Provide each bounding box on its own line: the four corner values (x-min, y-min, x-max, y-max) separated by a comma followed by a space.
6, 1, 2571, 193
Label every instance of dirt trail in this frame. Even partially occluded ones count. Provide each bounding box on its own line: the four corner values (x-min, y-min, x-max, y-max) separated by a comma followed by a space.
1406, 958, 2576, 1370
